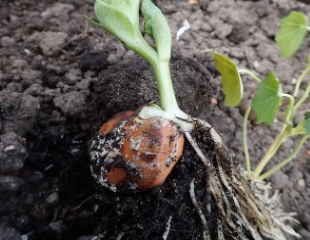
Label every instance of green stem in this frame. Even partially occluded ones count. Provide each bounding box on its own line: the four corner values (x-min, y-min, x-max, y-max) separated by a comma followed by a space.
258, 135, 309, 180
152, 60, 181, 114
243, 106, 252, 173
253, 126, 290, 178
294, 65, 310, 97
238, 69, 262, 83
293, 82, 310, 114
281, 93, 295, 123
253, 93, 295, 178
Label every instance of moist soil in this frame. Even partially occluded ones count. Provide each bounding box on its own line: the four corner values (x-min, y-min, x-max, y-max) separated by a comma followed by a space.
0, 0, 309, 240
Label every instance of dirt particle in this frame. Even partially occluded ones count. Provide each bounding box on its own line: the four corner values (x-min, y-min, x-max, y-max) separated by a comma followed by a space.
39, 32, 68, 56
41, 3, 74, 20
0, 224, 21, 240
53, 91, 87, 116
1, 36, 15, 47
0, 132, 27, 173
0, 176, 24, 192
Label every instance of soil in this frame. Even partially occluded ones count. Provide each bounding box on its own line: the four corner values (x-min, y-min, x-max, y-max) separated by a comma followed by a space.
0, 0, 309, 239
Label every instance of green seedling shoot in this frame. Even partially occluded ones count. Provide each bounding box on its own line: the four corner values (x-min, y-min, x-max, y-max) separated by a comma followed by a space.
276, 11, 310, 58
94, 0, 190, 130
91, 2, 302, 238
214, 11, 310, 181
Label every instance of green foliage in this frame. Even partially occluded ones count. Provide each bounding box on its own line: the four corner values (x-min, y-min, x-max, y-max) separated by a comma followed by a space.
251, 73, 282, 124
213, 53, 243, 107
94, 0, 158, 65
276, 11, 309, 58
94, 0, 140, 47
141, 0, 172, 61
304, 112, 310, 134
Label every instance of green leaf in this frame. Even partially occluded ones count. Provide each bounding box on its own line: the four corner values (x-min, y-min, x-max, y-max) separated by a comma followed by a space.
252, 73, 282, 124
94, 0, 157, 65
276, 11, 309, 58
94, 0, 141, 48
213, 53, 243, 107
291, 113, 310, 135
304, 112, 310, 134
141, 0, 172, 60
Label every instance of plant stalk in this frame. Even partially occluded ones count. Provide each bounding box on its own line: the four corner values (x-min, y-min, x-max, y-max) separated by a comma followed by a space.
293, 82, 310, 114
258, 135, 309, 180
253, 126, 291, 178
238, 69, 262, 83
152, 60, 181, 115
294, 65, 310, 97
243, 106, 252, 173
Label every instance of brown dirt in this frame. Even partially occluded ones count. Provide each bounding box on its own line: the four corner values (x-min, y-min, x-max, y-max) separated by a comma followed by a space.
0, 0, 309, 239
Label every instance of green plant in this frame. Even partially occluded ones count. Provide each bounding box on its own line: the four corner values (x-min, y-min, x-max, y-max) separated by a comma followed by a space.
214, 11, 310, 181
276, 11, 309, 58
94, 0, 190, 125
91, 2, 301, 238
91, 0, 195, 191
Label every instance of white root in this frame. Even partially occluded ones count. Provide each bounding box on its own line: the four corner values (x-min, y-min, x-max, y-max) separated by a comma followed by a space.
189, 179, 210, 240
162, 216, 173, 240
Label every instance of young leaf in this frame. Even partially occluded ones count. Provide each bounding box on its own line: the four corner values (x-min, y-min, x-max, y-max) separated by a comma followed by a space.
276, 11, 309, 58
141, 0, 172, 61
252, 73, 282, 124
94, 0, 157, 65
291, 113, 310, 135
95, 0, 140, 46
213, 53, 243, 107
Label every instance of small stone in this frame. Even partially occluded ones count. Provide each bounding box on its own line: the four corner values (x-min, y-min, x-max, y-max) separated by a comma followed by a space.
41, 3, 74, 20
76, 79, 92, 90
1, 36, 15, 47
0, 224, 22, 240
0, 176, 24, 192
12, 59, 28, 69
20, 70, 42, 84
271, 171, 290, 189
46, 192, 59, 204
24, 83, 43, 96
0, 132, 27, 173
6, 82, 22, 92
39, 32, 68, 56
53, 91, 86, 116
49, 221, 65, 234
65, 69, 82, 84
297, 178, 305, 190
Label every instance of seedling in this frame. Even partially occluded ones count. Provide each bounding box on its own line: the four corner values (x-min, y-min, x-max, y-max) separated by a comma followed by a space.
214, 11, 310, 181
89, 1, 300, 239
89, 0, 193, 191
276, 11, 309, 58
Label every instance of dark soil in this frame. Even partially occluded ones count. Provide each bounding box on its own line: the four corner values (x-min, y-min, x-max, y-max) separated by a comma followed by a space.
0, 0, 309, 239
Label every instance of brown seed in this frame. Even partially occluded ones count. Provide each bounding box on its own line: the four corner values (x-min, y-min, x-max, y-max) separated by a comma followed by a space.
121, 116, 184, 189
90, 110, 184, 191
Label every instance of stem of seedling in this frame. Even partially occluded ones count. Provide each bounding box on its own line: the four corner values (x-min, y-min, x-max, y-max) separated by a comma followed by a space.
293, 82, 310, 114
238, 69, 262, 83
237, 65, 309, 180
253, 126, 291, 178
293, 64, 310, 97
253, 65, 309, 178
152, 59, 182, 116
282, 93, 295, 124
238, 69, 261, 175
243, 106, 252, 173
258, 135, 309, 180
